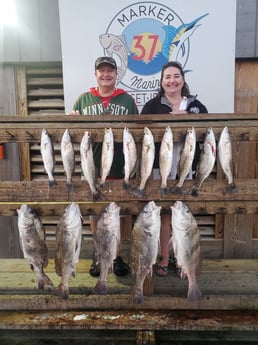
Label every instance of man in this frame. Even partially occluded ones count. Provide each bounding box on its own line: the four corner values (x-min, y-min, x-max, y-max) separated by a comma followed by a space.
69, 56, 139, 277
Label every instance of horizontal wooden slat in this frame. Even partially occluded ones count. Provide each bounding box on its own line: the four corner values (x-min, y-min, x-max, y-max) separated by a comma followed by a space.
0, 115, 258, 143
28, 88, 64, 97
1, 309, 258, 332
26, 68, 63, 75
0, 179, 257, 206
28, 99, 64, 108
27, 77, 63, 86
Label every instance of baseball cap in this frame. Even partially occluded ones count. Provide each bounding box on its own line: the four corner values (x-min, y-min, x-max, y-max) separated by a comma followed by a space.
95, 56, 117, 70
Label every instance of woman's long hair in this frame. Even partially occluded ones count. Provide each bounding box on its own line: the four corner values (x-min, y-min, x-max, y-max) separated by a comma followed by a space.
157, 61, 190, 98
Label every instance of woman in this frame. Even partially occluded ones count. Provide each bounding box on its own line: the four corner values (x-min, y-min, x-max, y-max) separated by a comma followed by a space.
141, 61, 208, 277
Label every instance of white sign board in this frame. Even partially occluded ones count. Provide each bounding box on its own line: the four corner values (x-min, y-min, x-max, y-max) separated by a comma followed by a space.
59, 0, 236, 113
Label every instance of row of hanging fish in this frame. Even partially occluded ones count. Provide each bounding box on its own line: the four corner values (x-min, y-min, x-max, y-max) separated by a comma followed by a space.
17, 200, 202, 303
40, 125, 236, 198
129, 125, 236, 196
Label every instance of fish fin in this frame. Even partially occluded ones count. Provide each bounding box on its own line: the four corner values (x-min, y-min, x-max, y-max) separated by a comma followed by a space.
187, 283, 202, 302
94, 281, 107, 295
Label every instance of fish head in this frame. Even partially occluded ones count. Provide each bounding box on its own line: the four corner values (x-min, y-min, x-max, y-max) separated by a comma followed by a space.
61, 129, 70, 143
219, 126, 230, 143
17, 204, 36, 228
103, 202, 120, 216
143, 127, 154, 145
206, 127, 215, 141
41, 128, 49, 144
104, 128, 113, 143
163, 126, 173, 143
173, 200, 191, 214
142, 201, 161, 222
99, 34, 114, 49
171, 200, 196, 232
64, 202, 82, 221
80, 131, 91, 150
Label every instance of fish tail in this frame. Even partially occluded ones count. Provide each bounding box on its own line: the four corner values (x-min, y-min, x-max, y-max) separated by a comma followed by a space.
130, 287, 144, 304
187, 283, 202, 302
57, 282, 69, 299
94, 280, 108, 295
38, 273, 53, 290
49, 179, 57, 188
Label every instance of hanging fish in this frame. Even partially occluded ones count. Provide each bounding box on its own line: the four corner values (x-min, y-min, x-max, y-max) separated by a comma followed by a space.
93, 202, 121, 295
218, 126, 236, 193
171, 127, 196, 194
130, 201, 161, 304
170, 200, 202, 301
55, 203, 83, 299
159, 126, 173, 194
80, 130, 100, 200
40, 128, 57, 187
17, 204, 53, 290
190, 127, 216, 196
99, 128, 114, 189
133, 127, 155, 197
61, 129, 75, 191
123, 127, 137, 190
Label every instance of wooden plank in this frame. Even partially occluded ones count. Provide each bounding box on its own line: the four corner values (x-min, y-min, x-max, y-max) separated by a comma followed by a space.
214, 214, 224, 239
26, 68, 63, 75
28, 99, 64, 108
28, 88, 64, 96
0, 217, 23, 258
235, 61, 258, 112
1, 309, 258, 331
223, 214, 253, 258
234, 140, 257, 178
15, 66, 28, 117
0, 118, 258, 143
0, 113, 258, 124
27, 77, 64, 86
0, 179, 257, 206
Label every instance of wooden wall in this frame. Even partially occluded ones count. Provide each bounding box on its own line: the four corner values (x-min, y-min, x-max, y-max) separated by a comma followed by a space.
235, 59, 258, 112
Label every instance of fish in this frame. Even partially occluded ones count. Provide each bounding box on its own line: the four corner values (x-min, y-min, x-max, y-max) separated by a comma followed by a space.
133, 127, 155, 197
99, 33, 129, 84
40, 128, 57, 187
93, 202, 121, 295
218, 126, 236, 193
17, 204, 53, 290
171, 127, 196, 194
170, 200, 202, 301
190, 127, 216, 196
159, 126, 173, 194
130, 201, 161, 304
123, 127, 137, 190
99, 128, 114, 189
55, 202, 83, 299
80, 130, 100, 200
61, 129, 75, 191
